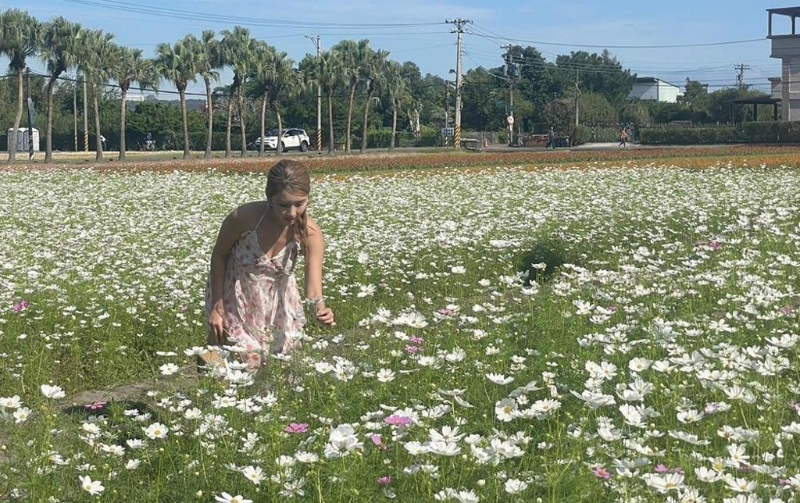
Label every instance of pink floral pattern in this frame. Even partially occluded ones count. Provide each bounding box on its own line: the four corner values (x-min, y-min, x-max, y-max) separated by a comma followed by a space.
206, 228, 305, 368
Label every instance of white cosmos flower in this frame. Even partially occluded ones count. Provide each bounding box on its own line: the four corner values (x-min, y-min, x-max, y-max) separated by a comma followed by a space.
295, 451, 319, 463
40, 384, 66, 399
485, 373, 514, 385
376, 369, 396, 383
125, 459, 141, 470
0, 395, 22, 409
504, 478, 529, 494
723, 475, 758, 493
495, 398, 518, 422
13, 407, 31, 424
143, 422, 169, 440
214, 493, 253, 503
159, 363, 180, 376
571, 390, 616, 409
79, 475, 105, 496
628, 357, 652, 372
450, 266, 466, 274
241, 465, 266, 485
695, 466, 721, 482
642, 472, 685, 493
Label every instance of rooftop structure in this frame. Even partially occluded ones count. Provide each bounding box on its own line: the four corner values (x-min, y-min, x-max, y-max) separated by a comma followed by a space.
767, 6, 800, 120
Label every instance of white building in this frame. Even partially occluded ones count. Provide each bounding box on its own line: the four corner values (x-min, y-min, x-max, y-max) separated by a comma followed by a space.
628, 77, 683, 103
768, 6, 800, 121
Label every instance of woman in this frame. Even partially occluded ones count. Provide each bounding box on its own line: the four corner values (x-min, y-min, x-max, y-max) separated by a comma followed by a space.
206, 159, 335, 368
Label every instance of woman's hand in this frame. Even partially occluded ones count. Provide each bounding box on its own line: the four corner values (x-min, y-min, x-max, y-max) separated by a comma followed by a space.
207, 301, 226, 344
314, 304, 336, 327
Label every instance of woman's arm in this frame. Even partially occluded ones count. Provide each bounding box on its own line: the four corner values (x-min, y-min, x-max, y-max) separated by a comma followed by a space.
207, 204, 256, 342
304, 217, 335, 326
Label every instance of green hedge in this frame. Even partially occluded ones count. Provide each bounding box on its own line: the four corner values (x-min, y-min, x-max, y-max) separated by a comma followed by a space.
639, 122, 800, 145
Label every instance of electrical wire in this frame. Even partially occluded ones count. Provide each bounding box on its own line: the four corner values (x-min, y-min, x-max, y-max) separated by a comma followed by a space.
469, 23, 766, 50
61, 0, 446, 30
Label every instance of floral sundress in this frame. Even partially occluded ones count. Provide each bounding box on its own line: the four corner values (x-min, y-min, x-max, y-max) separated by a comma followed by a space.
206, 212, 305, 368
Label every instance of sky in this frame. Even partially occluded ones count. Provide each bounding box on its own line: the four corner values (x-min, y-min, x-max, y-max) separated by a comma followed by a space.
2, 0, 794, 99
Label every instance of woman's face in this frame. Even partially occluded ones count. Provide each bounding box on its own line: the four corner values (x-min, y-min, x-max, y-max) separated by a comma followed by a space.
269, 190, 309, 226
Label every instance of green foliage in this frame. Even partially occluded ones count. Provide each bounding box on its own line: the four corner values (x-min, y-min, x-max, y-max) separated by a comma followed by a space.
578, 92, 618, 126
517, 235, 578, 282
570, 124, 593, 146
639, 121, 800, 145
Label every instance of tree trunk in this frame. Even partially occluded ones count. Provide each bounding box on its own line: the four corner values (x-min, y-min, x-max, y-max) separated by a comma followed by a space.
180, 88, 190, 159
204, 77, 213, 159
390, 104, 397, 150
118, 87, 128, 161
92, 82, 103, 162
276, 113, 283, 157
238, 87, 247, 157
360, 92, 374, 153
259, 93, 267, 158
346, 84, 356, 153
45, 74, 59, 163
7, 70, 24, 163
327, 90, 335, 154
225, 89, 234, 157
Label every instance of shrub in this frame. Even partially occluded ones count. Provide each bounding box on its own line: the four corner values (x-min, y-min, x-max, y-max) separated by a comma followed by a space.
517, 236, 577, 283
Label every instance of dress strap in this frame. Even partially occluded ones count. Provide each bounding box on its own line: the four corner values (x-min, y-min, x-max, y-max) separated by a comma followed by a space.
253, 204, 269, 231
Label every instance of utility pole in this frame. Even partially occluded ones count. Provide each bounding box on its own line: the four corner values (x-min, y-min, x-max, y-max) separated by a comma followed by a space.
82, 77, 89, 152
73, 75, 78, 151
574, 70, 581, 127
305, 34, 322, 151
735, 63, 751, 90
444, 80, 450, 147
447, 18, 471, 149
502, 45, 516, 146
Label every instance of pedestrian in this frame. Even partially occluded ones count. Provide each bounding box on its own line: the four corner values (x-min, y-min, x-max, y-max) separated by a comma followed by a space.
205, 159, 335, 369
100, 135, 106, 149
618, 127, 629, 147
548, 126, 556, 149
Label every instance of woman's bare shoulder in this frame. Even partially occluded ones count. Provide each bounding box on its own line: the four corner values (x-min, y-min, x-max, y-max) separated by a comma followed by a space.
306, 215, 323, 236
229, 201, 267, 223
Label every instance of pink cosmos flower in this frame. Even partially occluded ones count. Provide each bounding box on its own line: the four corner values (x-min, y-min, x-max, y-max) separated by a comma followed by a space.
384, 415, 412, 427
84, 401, 107, 411
408, 336, 424, 345
592, 466, 612, 479
12, 300, 29, 313
404, 345, 420, 354
285, 422, 309, 434
371, 434, 388, 450
654, 464, 670, 474
377, 476, 393, 487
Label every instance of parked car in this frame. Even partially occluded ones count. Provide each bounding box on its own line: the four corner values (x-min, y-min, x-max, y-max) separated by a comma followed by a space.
250, 128, 310, 152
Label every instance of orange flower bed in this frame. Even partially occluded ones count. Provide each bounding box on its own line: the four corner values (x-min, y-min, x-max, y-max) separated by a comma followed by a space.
2, 145, 800, 174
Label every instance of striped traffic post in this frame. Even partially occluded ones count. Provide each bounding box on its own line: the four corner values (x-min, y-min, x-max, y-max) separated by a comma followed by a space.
454, 125, 461, 149
83, 131, 89, 152
316, 128, 322, 151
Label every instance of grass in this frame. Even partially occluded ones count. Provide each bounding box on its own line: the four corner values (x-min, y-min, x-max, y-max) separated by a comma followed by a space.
2, 152, 800, 502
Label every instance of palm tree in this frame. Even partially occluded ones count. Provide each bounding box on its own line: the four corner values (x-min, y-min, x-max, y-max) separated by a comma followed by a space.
113, 46, 157, 160
385, 61, 409, 150
315, 50, 342, 155
196, 30, 222, 158
251, 41, 276, 158
252, 42, 297, 158
332, 39, 370, 154
155, 35, 199, 159
360, 49, 389, 153
220, 26, 255, 157
75, 29, 115, 162
0, 9, 39, 163
39, 17, 81, 163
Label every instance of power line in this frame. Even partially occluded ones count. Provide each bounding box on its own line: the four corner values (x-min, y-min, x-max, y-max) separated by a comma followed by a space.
62, 0, 446, 29
469, 24, 765, 50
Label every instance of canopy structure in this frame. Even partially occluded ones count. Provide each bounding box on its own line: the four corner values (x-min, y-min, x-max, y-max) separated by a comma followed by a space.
730, 95, 781, 121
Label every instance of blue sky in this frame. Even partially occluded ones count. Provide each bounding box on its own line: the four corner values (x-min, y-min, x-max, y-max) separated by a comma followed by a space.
3, 0, 792, 98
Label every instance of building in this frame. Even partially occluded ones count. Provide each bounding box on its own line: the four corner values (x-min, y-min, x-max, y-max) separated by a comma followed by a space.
628, 77, 683, 103
767, 6, 800, 120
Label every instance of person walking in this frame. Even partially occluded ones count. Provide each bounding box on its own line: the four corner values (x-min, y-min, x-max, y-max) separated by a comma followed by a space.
618, 127, 629, 147
547, 126, 556, 149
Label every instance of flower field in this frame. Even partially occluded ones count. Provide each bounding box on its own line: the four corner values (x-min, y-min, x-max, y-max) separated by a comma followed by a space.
2, 154, 800, 502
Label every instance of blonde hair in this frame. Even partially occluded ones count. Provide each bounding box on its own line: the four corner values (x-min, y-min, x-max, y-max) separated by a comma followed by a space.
266, 160, 311, 246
